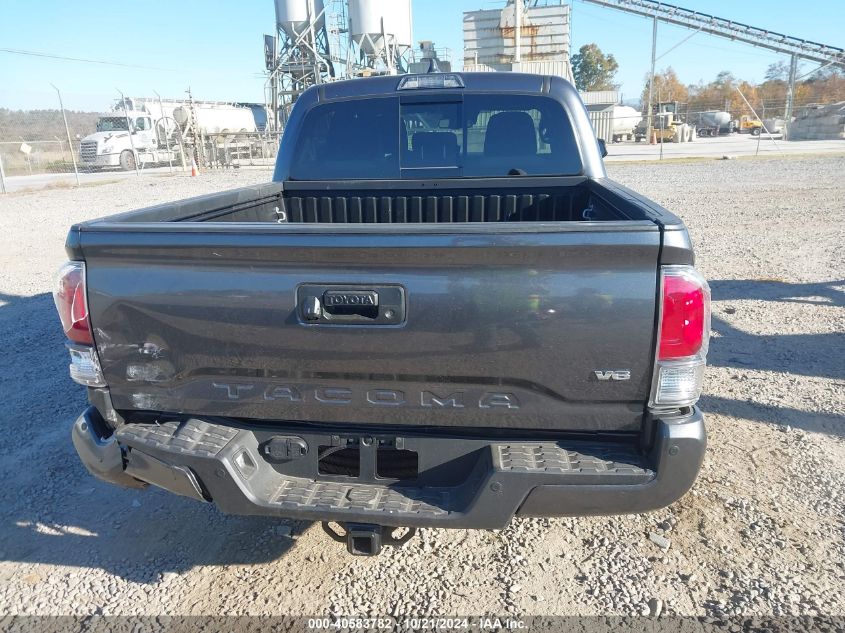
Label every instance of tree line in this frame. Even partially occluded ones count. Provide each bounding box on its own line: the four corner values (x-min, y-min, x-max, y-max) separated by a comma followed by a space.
0, 109, 100, 143
643, 65, 845, 118
572, 43, 845, 117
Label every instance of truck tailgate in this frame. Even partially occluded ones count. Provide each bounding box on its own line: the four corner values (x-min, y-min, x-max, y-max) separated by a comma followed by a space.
80, 223, 660, 432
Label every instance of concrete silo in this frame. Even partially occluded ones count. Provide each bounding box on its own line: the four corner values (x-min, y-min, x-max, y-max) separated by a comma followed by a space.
349, 0, 414, 74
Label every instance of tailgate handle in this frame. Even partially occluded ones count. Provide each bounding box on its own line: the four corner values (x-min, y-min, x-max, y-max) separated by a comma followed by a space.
297, 285, 406, 326
322, 290, 379, 320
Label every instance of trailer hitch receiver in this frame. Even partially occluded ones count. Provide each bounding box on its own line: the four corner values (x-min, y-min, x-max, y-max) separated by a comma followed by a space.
321, 522, 416, 556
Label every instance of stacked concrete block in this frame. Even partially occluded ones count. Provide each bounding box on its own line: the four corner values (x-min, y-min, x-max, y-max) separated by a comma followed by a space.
788, 102, 845, 140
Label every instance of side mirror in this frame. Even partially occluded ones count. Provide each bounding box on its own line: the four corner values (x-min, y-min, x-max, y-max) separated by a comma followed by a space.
597, 138, 608, 158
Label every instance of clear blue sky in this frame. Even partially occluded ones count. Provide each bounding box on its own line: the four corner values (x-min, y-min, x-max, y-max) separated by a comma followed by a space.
0, 0, 842, 111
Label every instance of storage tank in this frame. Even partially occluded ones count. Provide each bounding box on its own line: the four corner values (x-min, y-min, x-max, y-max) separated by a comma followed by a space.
274, 0, 325, 39
172, 105, 257, 137
699, 111, 731, 128
611, 106, 640, 137
349, 0, 412, 56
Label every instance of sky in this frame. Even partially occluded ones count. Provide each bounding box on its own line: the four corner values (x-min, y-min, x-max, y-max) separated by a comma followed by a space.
0, 0, 842, 111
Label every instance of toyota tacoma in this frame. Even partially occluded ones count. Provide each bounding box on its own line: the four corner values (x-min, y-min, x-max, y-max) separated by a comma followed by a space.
57, 72, 710, 555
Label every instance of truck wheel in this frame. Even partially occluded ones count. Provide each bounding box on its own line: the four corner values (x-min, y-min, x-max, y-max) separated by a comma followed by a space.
751, 127, 761, 136
119, 150, 136, 171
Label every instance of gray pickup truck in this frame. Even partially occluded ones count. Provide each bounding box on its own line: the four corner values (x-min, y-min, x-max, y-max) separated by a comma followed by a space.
56, 72, 710, 555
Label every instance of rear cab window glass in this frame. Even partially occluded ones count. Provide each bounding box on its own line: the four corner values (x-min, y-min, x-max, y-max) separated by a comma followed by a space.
289, 93, 582, 180
402, 102, 462, 168
462, 94, 581, 176
290, 97, 400, 180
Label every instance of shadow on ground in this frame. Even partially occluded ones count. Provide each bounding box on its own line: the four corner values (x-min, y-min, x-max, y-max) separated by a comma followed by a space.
700, 394, 844, 439
0, 292, 304, 582
703, 278, 844, 437
708, 279, 845, 381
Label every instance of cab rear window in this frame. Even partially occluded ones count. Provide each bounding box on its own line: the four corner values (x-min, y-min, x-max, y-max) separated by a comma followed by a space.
289, 94, 582, 180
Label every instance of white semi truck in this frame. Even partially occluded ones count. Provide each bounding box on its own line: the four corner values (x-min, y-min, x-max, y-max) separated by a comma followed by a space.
79, 98, 260, 171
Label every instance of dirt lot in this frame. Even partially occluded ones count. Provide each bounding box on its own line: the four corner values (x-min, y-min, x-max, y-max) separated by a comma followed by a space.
0, 156, 842, 618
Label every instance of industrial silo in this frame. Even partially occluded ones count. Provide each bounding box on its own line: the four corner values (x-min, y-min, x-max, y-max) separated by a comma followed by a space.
269, 0, 333, 131
348, 0, 413, 72
274, 0, 325, 38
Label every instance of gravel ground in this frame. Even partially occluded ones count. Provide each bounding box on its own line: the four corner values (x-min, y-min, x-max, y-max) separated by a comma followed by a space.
0, 157, 842, 618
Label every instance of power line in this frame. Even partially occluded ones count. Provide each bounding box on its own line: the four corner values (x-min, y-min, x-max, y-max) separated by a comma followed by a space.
0, 47, 186, 73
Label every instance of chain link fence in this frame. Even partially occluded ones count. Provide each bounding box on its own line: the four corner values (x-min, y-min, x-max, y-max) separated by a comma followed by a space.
0, 85, 280, 194
587, 95, 845, 146
2, 78, 844, 194
0, 107, 89, 179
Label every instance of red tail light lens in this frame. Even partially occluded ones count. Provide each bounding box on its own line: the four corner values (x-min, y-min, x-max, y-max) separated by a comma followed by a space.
54, 262, 94, 345
658, 267, 710, 360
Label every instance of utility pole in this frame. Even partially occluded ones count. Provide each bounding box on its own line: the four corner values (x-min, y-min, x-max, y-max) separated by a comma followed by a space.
646, 16, 658, 142
153, 90, 173, 174
0, 153, 7, 194
271, 68, 279, 133
186, 88, 203, 168
514, 0, 523, 64
784, 53, 799, 140
116, 88, 140, 176
307, 0, 321, 85
51, 83, 80, 186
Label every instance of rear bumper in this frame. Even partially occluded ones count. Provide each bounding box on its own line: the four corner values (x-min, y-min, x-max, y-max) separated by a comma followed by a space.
71, 408, 706, 529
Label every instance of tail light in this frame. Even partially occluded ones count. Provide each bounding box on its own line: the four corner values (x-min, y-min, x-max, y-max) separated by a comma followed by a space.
54, 262, 105, 387
651, 266, 710, 409
54, 262, 93, 345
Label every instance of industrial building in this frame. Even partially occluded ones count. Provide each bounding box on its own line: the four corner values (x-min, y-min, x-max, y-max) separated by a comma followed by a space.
462, 0, 572, 81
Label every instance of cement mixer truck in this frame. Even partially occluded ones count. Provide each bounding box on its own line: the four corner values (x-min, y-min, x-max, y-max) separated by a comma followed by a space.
695, 111, 732, 137
79, 98, 260, 171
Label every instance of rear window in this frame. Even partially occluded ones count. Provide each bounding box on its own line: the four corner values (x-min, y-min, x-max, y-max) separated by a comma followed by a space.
289, 94, 582, 180
289, 98, 399, 180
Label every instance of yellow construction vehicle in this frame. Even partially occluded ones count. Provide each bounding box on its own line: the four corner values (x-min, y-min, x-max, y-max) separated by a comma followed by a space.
634, 102, 695, 143
735, 115, 763, 136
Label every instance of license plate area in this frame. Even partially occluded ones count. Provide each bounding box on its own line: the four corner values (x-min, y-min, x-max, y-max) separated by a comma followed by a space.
257, 431, 483, 487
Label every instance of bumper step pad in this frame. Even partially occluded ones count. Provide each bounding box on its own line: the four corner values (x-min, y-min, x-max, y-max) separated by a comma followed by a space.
117, 420, 238, 458
114, 417, 662, 528
272, 479, 451, 518
496, 444, 650, 479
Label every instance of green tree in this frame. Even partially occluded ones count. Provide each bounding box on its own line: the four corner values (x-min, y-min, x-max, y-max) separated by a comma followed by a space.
641, 67, 689, 107
571, 44, 619, 91
687, 70, 738, 113
765, 61, 789, 82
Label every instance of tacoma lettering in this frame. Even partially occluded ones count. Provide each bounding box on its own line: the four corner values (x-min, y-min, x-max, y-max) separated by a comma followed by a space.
421, 391, 465, 408
211, 383, 521, 409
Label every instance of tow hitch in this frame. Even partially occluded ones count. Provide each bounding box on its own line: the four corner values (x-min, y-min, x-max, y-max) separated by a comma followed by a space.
322, 522, 416, 556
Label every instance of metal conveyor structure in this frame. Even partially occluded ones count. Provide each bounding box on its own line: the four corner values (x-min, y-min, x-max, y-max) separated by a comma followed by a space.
579, 0, 845, 136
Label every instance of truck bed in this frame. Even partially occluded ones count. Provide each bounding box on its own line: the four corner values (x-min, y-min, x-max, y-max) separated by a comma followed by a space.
95, 178, 673, 225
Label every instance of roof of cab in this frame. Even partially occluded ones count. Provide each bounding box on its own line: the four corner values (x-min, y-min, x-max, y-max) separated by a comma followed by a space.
317, 72, 560, 102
